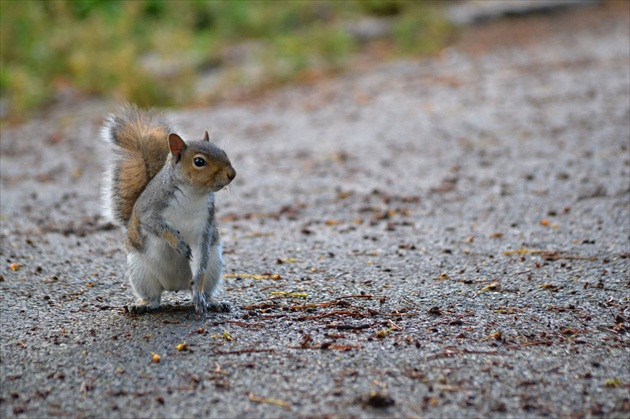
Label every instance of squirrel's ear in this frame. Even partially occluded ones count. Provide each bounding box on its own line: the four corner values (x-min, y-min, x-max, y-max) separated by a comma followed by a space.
168, 133, 187, 163
203, 130, 210, 142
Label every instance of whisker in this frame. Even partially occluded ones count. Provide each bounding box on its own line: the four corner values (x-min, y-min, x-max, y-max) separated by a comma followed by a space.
230, 155, 242, 166
222, 135, 229, 151
227, 184, 243, 204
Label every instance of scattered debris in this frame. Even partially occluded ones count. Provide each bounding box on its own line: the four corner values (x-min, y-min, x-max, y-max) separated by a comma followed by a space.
248, 393, 291, 408
363, 391, 395, 408
539, 284, 560, 292
9, 263, 23, 272
503, 248, 597, 261
475, 282, 501, 297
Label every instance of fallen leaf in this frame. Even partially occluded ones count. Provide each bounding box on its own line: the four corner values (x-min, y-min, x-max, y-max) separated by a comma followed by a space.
375, 328, 392, 339
604, 378, 621, 388
270, 291, 308, 298
223, 273, 279, 280
483, 331, 503, 341
276, 258, 299, 264
476, 282, 500, 296
249, 393, 291, 408
433, 273, 449, 281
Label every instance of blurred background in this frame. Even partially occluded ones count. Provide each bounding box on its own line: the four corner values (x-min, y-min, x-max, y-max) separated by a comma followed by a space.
1, 0, 456, 121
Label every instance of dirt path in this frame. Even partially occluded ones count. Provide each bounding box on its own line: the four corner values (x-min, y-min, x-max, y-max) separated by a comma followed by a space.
1, 3, 628, 418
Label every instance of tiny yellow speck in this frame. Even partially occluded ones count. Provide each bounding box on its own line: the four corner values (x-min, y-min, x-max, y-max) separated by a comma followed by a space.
9, 263, 23, 272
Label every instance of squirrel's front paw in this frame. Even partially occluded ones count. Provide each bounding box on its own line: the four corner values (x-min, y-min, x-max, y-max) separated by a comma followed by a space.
163, 230, 192, 260
178, 241, 192, 261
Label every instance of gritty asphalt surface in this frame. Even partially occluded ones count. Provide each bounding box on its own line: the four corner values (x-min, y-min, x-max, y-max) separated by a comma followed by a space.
1, 3, 629, 418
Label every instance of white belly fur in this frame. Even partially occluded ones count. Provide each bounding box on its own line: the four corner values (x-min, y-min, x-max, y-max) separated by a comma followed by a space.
163, 189, 213, 287
127, 188, 216, 301
164, 188, 211, 246
129, 236, 191, 292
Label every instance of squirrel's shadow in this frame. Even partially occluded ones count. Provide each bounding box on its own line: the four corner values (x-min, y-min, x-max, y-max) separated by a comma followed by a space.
122, 302, 231, 317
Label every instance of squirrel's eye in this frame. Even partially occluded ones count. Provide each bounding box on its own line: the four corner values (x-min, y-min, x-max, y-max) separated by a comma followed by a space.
193, 157, 207, 168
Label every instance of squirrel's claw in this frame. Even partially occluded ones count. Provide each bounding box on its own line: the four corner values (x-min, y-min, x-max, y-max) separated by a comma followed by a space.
177, 241, 192, 260
177, 239, 192, 261
184, 246, 192, 261
161, 229, 192, 260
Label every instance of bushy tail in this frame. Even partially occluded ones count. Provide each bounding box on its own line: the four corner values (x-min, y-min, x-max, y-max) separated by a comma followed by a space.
101, 104, 172, 226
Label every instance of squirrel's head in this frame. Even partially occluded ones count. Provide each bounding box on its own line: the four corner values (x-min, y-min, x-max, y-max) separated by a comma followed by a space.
168, 131, 236, 192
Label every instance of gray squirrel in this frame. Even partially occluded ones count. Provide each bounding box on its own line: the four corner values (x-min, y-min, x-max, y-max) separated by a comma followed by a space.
101, 104, 236, 314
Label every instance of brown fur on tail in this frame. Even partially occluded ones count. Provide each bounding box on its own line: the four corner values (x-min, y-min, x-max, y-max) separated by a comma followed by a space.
101, 104, 172, 225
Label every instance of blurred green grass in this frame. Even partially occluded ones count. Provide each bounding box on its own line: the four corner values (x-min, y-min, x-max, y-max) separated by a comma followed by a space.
0, 0, 455, 119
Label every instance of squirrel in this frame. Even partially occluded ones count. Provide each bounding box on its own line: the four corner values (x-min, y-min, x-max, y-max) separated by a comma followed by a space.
101, 104, 236, 314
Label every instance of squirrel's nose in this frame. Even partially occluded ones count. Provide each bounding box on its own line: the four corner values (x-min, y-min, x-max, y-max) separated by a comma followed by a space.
227, 168, 236, 181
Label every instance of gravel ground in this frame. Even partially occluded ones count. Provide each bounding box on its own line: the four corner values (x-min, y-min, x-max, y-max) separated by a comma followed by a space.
1, 3, 629, 418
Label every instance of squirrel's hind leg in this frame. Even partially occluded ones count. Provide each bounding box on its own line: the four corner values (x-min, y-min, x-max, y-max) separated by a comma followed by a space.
127, 299, 161, 314
127, 252, 163, 313
201, 242, 230, 313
